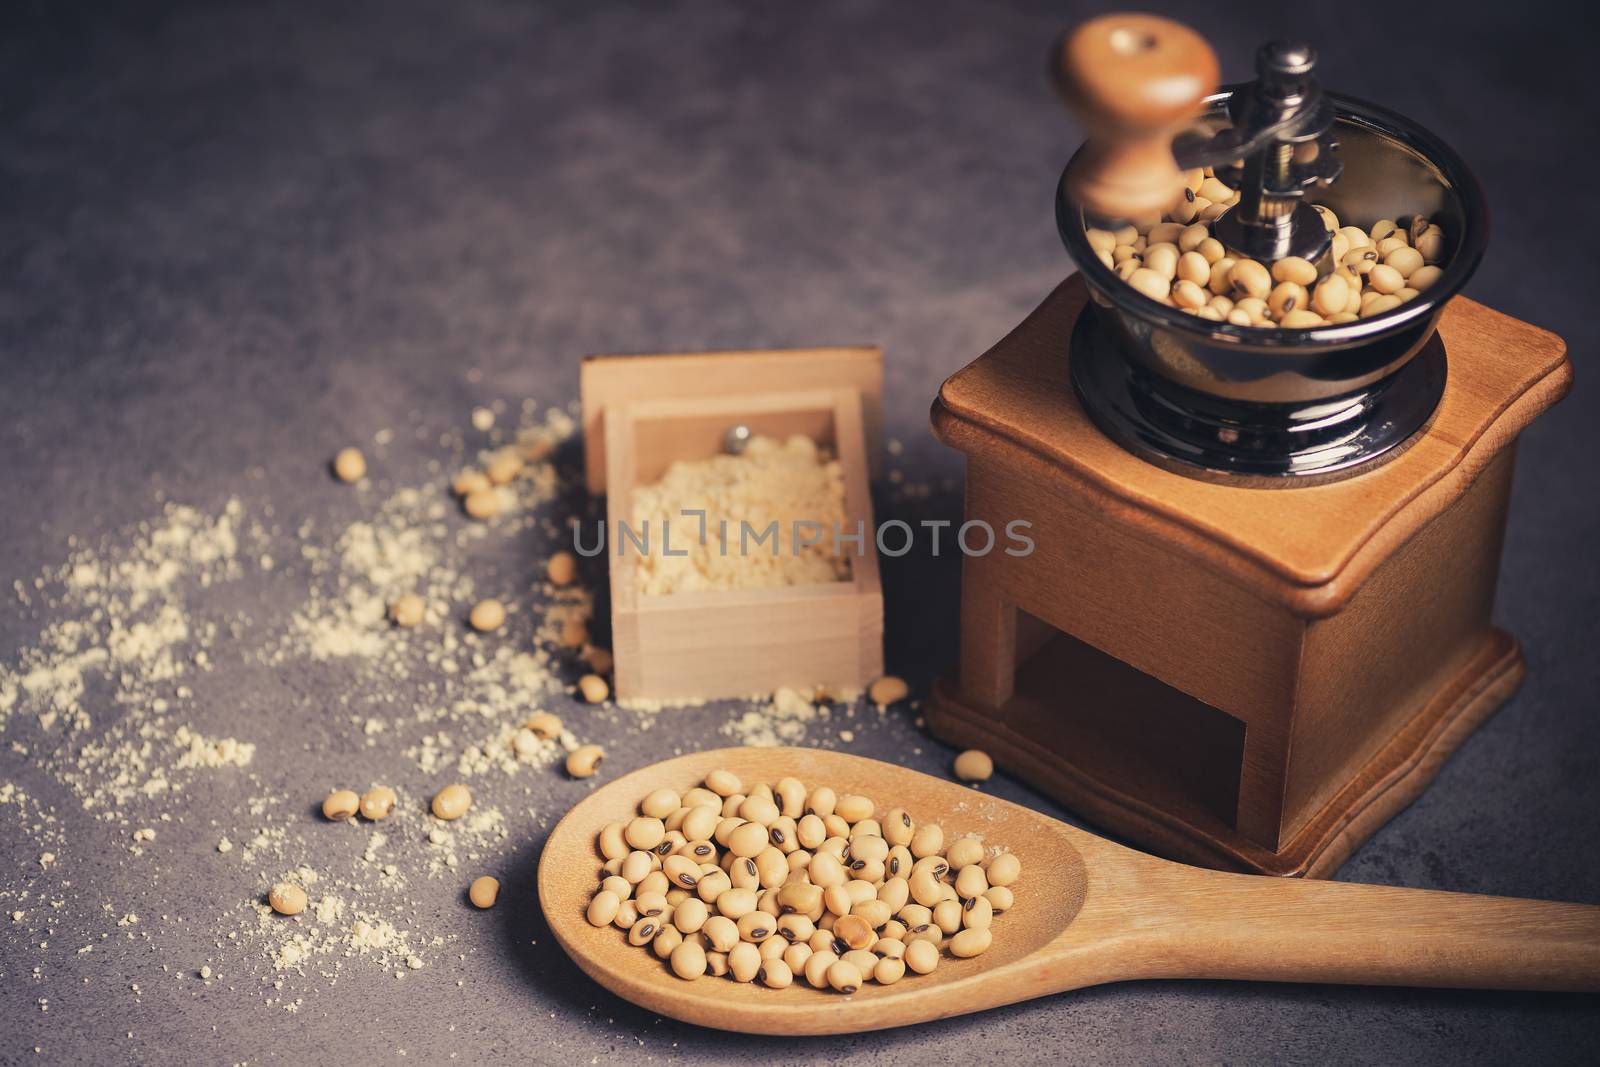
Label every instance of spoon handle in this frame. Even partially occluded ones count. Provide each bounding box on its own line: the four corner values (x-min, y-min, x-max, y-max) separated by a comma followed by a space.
1143, 870, 1600, 991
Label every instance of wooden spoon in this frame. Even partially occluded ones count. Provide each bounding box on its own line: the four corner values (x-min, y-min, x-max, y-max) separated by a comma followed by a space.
538, 747, 1600, 1035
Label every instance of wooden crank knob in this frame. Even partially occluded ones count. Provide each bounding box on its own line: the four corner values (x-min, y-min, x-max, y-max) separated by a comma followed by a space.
1053, 14, 1220, 220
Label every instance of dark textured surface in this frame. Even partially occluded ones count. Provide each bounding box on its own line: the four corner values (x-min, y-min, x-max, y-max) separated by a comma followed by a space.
1, 1, 1597, 1063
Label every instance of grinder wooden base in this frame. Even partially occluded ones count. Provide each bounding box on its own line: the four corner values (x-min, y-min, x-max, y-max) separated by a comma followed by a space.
926, 275, 1570, 878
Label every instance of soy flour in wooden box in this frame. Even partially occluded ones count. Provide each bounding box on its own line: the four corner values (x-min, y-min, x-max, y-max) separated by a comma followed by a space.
580, 347, 884, 702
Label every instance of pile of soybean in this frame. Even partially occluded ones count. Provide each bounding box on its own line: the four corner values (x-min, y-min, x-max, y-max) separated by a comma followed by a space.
583, 769, 1021, 992
1087, 167, 1447, 328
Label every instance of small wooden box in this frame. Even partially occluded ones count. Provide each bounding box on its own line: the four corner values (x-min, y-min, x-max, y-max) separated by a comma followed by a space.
926, 276, 1570, 877
581, 348, 885, 703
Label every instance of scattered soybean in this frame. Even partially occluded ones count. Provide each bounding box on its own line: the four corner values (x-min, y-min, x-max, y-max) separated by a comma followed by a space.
321, 789, 359, 822
469, 598, 507, 633
268, 883, 307, 917
431, 783, 472, 821
952, 750, 993, 783
566, 744, 605, 779
332, 448, 366, 483
469, 875, 500, 909
359, 786, 397, 821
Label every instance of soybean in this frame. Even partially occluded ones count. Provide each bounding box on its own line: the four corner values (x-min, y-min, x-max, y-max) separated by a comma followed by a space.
955, 865, 989, 901
1172, 279, 1208, 310
1415, 228, 1445, 263
1271, 256, 1318, 287
1128, 268, 1169, 302
1385, 246, 1424, 278
804, 950, 839, 989
716, 887, 757, 920
827, 959, 863, 994
654, 926, 683, 960
1198, 178, 1233, 205
332, 448, 366, 483
674, 897, 709, 933
737, 911, 774, 943
986, 853, 1022, 887
947, 837, 985, 869
949, 928, 993, 958
639, 789, 679, 820
1143, 243, 1179, 280
469, 876, 500, 909
431, 783, 472, 821
577, 674, 609, 704
546, 551, 579, 587
835, 795, 874, 824
1363, 293, 1403, 317
566, 745, 604, 779
620, 851, 652, 884
704, 769, 742, 797
1368, 264, 1405, 295
759, 959, 794, 988
729, 941, 761, 982
670, 940, 707, 980
702, 915, 739, 952
1280, 309, 1325, 328
1229, 259, 1272, 300
322, 789, 359, 822
452, 469, 490, 496
868, 675, 909, 706
359, 786, 397, 821
468, 598, 506, 633
625, 817, 666, 851
463, 488, 499, 521
904, 939, 939, 974
525, 711, 563, 739
598, 823, 628, 861
1177, 251, 1211, 286
909, 823, 944, 859
1311, 273, 1350, 318
1376, 235, 1409, 258
268, 883, 307, 916
1267, 281, 1307, 319
389, 594, 425, 628
484, 449, 524, 485
1410, 265, 1443, 291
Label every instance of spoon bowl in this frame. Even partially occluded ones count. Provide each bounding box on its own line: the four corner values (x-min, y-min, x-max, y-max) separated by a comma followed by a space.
539, 747, 1600, 1035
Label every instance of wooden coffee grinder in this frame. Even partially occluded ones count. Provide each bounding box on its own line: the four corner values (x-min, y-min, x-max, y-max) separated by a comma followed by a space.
925, 15, 1572, 877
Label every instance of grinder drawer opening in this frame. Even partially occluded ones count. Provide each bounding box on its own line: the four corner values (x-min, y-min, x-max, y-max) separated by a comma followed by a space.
1003, 610, 1247, 834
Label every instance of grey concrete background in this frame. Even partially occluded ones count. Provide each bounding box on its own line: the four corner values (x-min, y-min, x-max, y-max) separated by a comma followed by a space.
1, 0, 1597, 1063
